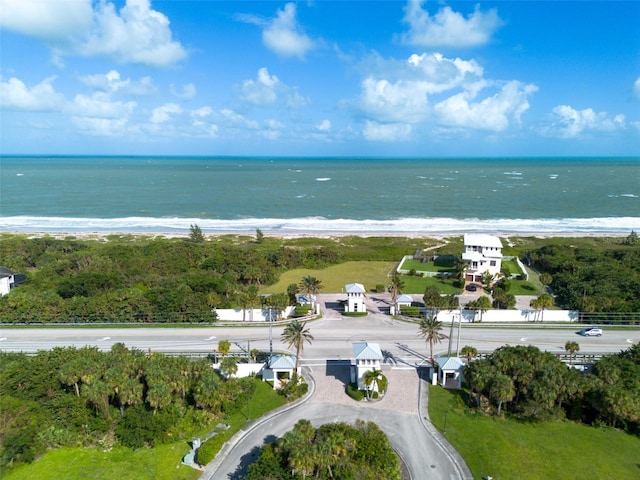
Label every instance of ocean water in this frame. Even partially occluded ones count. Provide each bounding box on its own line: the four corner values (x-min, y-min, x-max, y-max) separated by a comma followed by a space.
1, 156, 639, 235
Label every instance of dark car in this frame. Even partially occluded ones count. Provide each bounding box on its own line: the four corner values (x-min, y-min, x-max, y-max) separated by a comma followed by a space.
465, 283, 478, 292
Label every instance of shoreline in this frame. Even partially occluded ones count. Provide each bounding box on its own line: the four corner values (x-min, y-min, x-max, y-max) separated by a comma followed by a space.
1, 229, 632, 241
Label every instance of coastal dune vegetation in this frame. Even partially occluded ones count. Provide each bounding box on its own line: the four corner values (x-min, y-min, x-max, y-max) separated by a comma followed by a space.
1, 231, 639, 324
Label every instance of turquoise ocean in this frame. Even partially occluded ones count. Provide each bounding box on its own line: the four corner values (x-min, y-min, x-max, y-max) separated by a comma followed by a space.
1, 156, 639, 236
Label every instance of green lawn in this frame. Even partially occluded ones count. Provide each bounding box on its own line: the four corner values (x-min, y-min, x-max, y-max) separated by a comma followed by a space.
428, 385, 640, 480
4, 380, 287, 480
261, 261, 397, 294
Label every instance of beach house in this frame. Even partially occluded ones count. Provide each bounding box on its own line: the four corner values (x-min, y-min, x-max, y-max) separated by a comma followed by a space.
461, 234, 503, 283
344, 282, 366, 313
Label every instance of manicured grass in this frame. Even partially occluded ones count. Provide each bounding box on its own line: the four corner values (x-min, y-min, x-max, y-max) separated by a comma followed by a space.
400, 275, 461, 294
428, 385, 640, 480
4, 380, 287, 480
3, 444, 200, 480
261, 261, 397, 294
400, 258, 455, 273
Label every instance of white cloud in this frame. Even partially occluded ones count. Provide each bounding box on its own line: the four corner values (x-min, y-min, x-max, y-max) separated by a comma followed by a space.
401, 0, 503, 48
363, 121, 412, 141
150, 103, 182, 124
71, 116, 128, 137
316, 119, 331, 132
242, 68, 280, 105
0, 0, 93, 38
241, 67, 309, 108
0, 76, 65, 111
433, 81, 537, 131
1, 0, 187, 67
632, 77, 640, 100
354, 49, 538, 135
67, 92, 136, 118
171, 83, 196, 100
191, 106, 213, 119
79, 70, 155, 95
220, 109, 259, 129
547, 105, 626, 138
357, 52, 486, 124
262, 3, 314, 59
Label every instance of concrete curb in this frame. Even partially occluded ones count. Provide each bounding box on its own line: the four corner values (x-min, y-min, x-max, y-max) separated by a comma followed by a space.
417, 367, 474, 480
199, 369, 316, 479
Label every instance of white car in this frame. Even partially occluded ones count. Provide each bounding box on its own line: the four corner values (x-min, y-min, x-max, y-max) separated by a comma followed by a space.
578, 327, 603, 337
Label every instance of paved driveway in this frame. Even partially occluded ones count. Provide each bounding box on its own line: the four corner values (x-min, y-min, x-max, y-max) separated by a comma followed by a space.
201, 362, 472, 480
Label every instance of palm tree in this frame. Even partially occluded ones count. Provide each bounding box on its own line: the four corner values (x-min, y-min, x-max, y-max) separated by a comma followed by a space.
530, 293, 554, 321
388, 273, 404, 315
539, 272, 553, 293
362, 368, 385, 399
565, 341, 580, 366
281, 319, 314, 378
299, 275, 323, 313
217, 339, 231, 358
460, 345, 478, 364
220, 357, 238, 377
490, 373, 515, 415
417, 316, 448, 363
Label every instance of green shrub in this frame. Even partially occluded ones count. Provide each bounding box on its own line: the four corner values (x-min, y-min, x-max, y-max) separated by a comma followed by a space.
294, 305, 311, 316
346, 383, 364, 401
375, 284, 386, 293
400, 306, 421, 317
342, 311, 368, 317
196, 438, 217, 465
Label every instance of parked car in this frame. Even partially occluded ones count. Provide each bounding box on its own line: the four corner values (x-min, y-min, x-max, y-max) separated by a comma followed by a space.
465, 283, 478, 292
578, 327, 603, 337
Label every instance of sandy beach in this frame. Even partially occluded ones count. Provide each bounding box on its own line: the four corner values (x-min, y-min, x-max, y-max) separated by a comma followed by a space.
6, 228, 631, 241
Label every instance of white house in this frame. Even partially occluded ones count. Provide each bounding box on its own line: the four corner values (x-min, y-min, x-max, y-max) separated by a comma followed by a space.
344, 283, 366, 313
351, 341, 383, 391
461, 234, 503, 283
434, 356, 465, 389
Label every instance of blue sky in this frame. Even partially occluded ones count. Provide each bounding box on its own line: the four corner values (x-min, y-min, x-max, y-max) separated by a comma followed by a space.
1, 0, 639, 157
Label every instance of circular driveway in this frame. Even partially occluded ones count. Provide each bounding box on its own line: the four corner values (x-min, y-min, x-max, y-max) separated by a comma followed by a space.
202, 363, 472, 479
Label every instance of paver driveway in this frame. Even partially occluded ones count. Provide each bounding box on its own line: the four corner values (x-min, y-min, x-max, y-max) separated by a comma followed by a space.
202, 362, 472, 480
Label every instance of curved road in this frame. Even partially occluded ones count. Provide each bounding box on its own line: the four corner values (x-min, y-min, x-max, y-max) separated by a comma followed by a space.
201, 366, 472, 480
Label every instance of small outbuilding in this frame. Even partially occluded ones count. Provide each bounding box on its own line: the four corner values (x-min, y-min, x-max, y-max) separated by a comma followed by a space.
262, 354, 297, 390
434, 356, 465, 389
351, 341, 383, 391
344, 283, 366, 313
0, 267, 25, 296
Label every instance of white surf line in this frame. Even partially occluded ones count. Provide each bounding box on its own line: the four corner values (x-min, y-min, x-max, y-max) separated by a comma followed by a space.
520, 337, 528, 342
0, 337, 7, 341
205, 336, 217, 340
627, 338, 634, 343
97, 336, 111, 342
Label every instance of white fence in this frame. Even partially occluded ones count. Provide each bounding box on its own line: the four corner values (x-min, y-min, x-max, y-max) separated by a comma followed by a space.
213, 306, 298, 322
434, 308, 579, 323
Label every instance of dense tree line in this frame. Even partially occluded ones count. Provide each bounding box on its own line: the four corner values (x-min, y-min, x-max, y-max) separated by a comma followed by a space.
0, 234, 343, 323
464, 343, 640, 435
245, 419, 401, 480
527, 240, 640, 313
0, 344, 256, 471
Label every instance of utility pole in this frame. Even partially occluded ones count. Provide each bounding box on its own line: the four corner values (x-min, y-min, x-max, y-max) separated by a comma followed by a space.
456, 307, 462, 356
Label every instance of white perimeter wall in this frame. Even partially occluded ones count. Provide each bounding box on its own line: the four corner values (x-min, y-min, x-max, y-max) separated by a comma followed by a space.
435, 308, 580, 323
213, 306, 296, 321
